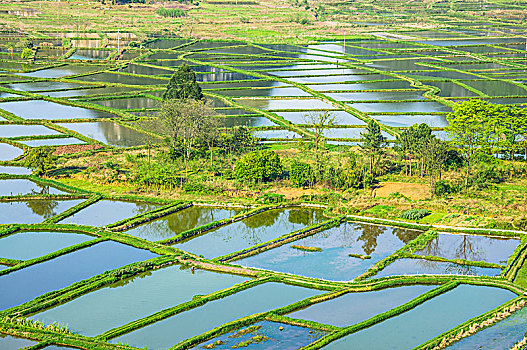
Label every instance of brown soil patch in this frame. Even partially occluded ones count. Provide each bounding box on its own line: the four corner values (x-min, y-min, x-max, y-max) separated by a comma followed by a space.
374, 182, 430, 200
53, 144, 103, 156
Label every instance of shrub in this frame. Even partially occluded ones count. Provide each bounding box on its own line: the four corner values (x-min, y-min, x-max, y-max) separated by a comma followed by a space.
290, 161, 312, 188
432, 180, 457, 197
156, 8, 187, 18
21, 48, 33, 59
400, 209, 431, 221
235, 150, 283, 183
257, 193, 285, 203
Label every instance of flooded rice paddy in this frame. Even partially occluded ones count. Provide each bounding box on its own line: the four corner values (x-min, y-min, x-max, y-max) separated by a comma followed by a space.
0, 32, 526, 349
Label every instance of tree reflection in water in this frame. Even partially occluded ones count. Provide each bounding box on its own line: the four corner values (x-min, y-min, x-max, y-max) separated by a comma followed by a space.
25, 199, 59, 219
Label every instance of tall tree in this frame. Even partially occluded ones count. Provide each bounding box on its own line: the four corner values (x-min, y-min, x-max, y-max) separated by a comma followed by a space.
360, 120, 386, 175
163, 63, 203, 100
446, 100, 491, 185
304, 111, 335, 178
159, 99, 215, 177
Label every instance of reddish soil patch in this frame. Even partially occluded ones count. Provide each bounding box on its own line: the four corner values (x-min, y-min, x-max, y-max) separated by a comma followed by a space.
53, 144, 103, 156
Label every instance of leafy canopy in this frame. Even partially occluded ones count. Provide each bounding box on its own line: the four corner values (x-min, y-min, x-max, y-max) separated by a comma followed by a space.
163, 63, 203, 100
235, 150, 283, 183
25, 146, 55, 176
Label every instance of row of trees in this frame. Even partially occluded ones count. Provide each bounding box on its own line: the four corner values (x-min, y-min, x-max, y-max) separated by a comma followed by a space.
447, 100, 527, 184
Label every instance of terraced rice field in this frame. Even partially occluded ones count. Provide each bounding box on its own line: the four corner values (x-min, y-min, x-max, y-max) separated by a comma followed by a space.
0, 20, 526, 350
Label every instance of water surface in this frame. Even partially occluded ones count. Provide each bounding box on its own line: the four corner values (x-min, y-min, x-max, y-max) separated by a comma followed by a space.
31, 266, 247, 336
59, 121, 157, 147
446, 306, 527, 350
416, 233, 519, 265
125, 206, 239, 241
0, 231, 93, 260
175, 208, 324, 258
0, 100, 115, 120
322, 285, 516, 349
236, 222, 421, 281
58, 200, 159, 227
0, 142, 23, 160
374, 258, 502, 278
0, 241, 157, 310
289, 285, 435, 326
192, 321, 327, 350
111, 282, 323, 349
0, 199, 83, 224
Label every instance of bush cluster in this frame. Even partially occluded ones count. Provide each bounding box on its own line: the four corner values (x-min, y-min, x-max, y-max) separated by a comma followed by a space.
400, 209, 431, 221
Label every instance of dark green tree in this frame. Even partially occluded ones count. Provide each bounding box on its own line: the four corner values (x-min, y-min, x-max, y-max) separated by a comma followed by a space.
360, 120, 386, 175
163, 63, 203, 100
25, 146, 55, 176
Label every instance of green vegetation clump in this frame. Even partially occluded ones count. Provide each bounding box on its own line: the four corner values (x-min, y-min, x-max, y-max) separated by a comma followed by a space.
400, 209, 431, 221
25, 147, 55, 176
235, 150, 283, 183
156, 8, 187, 18
290, 161, 313, 188
163, 64, 203, 100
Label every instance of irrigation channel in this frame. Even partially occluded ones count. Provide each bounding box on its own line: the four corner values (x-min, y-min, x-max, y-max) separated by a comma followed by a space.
0, 29, 526, 349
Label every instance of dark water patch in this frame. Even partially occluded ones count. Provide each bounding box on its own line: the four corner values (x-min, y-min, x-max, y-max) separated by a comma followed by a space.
374, 258, 502, 278
0, 100, 116, 120
462, 80, 527, 96
144, 39, 190, 49
323, 285, 516, 349
74, 72, 166, 85
68, 49, 111, 60
18, 65, 107, 78
30, 265, 247, 336
58, 200, 160, 227
0, 241, 157, 310
0, 231, 93, 260
192, 321, 327, 350
236, 222, 421, 281
289, 285, 435, 326
423, 81, 479, 97
407, 70, 483, 79
125, 206, 240, 241
196, 71, 259, 83
0, 179, 68, 196
111, 282, 323, 350
43, 86, 140, 98
59, 121, 158, 147
306, 80, 413, 91
415, 233, 519, 265
91, 97, 160, 110
8, 80, 83, 92
121, 63, 173, 76
175, 208, 324, 258
0, 199, 84, 224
